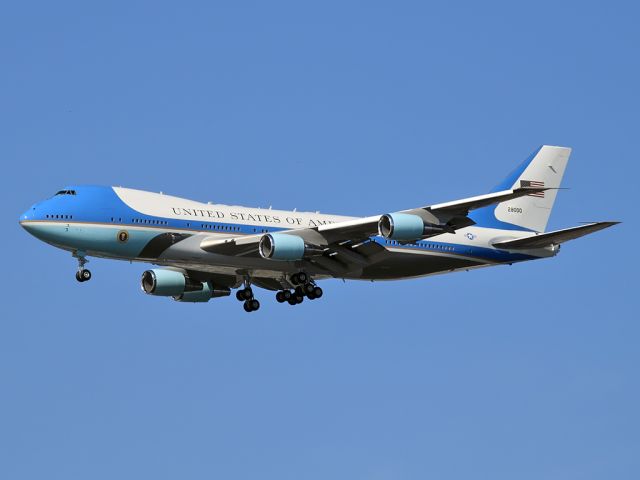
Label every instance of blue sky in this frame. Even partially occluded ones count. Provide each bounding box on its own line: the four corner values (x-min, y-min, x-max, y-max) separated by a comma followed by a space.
1, 2, 638, 479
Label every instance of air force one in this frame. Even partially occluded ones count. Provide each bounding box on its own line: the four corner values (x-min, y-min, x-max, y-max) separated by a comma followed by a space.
19, 146, 618, 312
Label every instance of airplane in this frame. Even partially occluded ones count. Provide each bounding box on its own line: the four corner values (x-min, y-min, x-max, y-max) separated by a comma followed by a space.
19, 145, 618, 313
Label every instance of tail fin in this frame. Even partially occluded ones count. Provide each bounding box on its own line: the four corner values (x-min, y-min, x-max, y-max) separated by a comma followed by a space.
469, 145, 571, 232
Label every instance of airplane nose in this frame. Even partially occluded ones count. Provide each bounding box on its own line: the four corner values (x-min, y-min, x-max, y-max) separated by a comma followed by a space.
20, 210, 35, 236
20, 205, 38, 232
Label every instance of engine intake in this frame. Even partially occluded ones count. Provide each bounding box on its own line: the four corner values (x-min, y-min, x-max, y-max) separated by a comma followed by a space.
378, 213, 447, 241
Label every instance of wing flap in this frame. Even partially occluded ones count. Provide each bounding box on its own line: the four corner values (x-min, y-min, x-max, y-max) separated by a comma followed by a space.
493, 222, 619, 249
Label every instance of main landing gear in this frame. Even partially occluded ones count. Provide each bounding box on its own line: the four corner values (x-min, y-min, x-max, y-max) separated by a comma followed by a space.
235, 281, 260, 312
234, 272, 324, 313
74, 254, 92, 282
275, 272, 323, 306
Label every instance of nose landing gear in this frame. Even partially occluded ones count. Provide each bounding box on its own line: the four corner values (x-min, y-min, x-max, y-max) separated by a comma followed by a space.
75, 269, 92, 282
74, 253, 92, 282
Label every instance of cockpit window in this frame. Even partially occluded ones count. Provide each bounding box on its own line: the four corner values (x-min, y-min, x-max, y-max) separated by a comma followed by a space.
55, 190, 77, 196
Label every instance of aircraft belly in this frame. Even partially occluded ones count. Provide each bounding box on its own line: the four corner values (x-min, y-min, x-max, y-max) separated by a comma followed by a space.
355, 251, 484, 280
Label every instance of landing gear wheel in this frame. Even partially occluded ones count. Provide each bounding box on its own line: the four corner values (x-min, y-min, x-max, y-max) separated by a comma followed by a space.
290, 272, 308, 285
236, 287, 253, 301
303, 283, 315, 296
287, 296, 298, 305
276, 290, 293, 303
76, 269, 91, 282
243, 299, 260, 312
313, 286, 323, 298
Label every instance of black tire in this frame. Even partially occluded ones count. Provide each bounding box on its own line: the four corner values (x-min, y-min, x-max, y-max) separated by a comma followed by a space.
243, 301, 252, 312
294, 295, 304, 304
313, 286, 323, 298
250, 299, 260, 311
287, 296, 297, 305
81, 269, 91, 281
290, 273, 300, 285
283, 290, 292, 300
241, 287, 253, 300
307, 291, 317, 300
297, 272, 308, 284
304, 283, 315, 295
75, 271, 84, 282
236, 290, 245, 301
295, 286, 304, 297
276, 291, 285, 303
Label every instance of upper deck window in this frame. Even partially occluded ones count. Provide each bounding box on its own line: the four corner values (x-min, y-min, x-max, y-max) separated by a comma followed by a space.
55, 190, 77, 196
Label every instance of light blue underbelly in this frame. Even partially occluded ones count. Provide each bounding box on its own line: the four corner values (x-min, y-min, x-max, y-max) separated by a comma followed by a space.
24, 222, 159, 258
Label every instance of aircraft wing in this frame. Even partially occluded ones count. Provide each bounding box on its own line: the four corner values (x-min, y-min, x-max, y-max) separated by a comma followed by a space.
310, 185, 548, 241
199, 186, 547, 259
423, 187, 548, 216
200, 233, 264, 257
492, 222, 619, 249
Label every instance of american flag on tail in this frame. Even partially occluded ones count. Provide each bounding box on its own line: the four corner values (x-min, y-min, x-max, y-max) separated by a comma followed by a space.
520, 180, 545, 198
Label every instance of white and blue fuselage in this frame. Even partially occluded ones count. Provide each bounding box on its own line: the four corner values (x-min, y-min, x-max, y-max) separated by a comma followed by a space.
19, 186, 546, 278
18, 146, 616, 311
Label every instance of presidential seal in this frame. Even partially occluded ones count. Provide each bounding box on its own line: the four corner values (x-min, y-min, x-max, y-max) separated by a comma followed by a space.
117, 230, 129, 243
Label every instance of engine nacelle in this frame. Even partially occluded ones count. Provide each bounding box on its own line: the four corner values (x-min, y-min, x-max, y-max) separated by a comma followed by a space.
259, 233, 306, 261
378, 213, 447, 241
174, 283, 231, 302
141, 269, 203, 296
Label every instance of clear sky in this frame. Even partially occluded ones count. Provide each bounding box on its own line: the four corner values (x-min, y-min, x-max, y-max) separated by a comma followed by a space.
1, 2, 638, 479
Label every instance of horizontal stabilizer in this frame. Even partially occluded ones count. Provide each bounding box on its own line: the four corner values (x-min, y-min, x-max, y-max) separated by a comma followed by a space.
493, 222, 619, 249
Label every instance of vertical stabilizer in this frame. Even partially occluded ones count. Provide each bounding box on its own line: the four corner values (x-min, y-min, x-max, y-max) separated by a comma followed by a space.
469, 145, 571, 232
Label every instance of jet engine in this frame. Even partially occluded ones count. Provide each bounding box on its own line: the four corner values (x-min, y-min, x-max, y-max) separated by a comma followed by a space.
141, 269, 231, 303
259, 233, 308, 261
378, 213, 447, 241
141, 269, 202, 296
